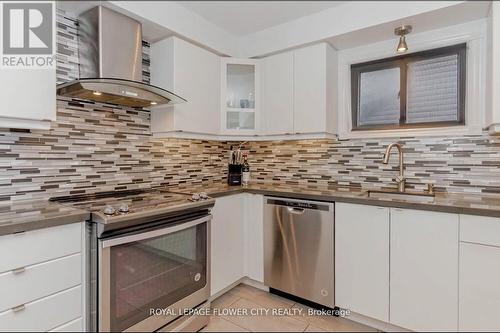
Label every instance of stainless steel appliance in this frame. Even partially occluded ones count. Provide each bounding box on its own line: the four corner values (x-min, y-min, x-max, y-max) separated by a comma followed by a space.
57, 6, 186, 108
51, 189, 214, 332
264, 196, 335, 308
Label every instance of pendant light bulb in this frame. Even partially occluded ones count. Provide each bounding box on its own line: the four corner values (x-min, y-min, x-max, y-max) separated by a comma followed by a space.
394, 25, 412, 54
397, 35, 408, 53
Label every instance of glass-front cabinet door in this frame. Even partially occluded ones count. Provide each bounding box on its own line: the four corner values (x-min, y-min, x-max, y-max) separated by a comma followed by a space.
221, 58, 260, 135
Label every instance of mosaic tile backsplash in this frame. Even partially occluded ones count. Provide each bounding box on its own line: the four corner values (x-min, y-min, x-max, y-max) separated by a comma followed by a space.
0, 98, 229, 202
245, 136, 500, 195
1, 95, 500, 202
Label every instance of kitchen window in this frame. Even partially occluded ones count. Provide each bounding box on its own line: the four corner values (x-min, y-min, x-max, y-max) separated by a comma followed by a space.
350, 43, 466, 131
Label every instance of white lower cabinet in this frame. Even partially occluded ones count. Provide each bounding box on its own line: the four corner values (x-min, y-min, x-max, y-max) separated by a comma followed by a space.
459, 242, 500, 331
211, 193, 264, 296
244, 194, 264, 283
0, 285, 81, 331
211, 194, 246, 296
335, 204, 470, 331
459, 214, 500, 331
50, 317, 83, 332
0, 253, 81, 312
335, 203, 389, 322
0, 223, 84, 331
390, 208, 459, 331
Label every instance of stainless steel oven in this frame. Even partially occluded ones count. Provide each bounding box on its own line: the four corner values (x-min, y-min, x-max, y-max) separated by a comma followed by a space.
97, 215, 211, 332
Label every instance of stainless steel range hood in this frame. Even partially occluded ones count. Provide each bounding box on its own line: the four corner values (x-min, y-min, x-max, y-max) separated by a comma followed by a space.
57, 6, 186, 108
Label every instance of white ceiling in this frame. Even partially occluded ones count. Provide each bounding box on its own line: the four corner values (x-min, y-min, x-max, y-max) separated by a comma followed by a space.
176, 1, 345, 36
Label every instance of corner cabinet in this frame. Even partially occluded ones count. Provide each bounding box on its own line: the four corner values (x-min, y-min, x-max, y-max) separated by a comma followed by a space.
210, 194, 246, 296
220, 58, 260, 136
150, 37, 220, 137
210, 194, 264, 297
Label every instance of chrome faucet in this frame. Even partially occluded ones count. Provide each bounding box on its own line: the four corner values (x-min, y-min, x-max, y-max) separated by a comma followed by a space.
382, 142, 406, 192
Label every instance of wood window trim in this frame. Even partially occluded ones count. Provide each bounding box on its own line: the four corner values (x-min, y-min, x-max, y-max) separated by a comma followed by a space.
350, 43, 466, 131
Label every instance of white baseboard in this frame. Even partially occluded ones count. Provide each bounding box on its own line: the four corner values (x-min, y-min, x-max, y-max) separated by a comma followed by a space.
241, 277, 268, 292
210, 277, 268, 301
345, 311, 410, 332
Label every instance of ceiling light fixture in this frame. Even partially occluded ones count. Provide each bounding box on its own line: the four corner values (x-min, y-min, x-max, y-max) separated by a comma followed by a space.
150, 101, 158, 105
93, 91, 102, 96
394, 25, 412, 53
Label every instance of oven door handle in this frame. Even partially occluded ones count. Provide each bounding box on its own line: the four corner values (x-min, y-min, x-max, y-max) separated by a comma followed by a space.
101, 215, 211, 248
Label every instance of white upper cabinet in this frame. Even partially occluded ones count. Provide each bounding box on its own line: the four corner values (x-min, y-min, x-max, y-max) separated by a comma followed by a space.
0, 68, 56, 130
390, 208, 459, 331
293, 43, 337, 135
261, 52, 294, 135
150, 37, 220, 137
261, 43, 338, 137
220, 58, 260, 135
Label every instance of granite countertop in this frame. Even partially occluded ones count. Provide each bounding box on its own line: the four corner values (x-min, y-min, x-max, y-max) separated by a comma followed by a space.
0, 200, 90, 236
3, 181, 500, 236
167, 182, 500, 218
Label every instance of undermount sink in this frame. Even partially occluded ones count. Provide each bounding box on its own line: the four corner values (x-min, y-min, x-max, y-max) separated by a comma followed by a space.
367, 190, 435, 203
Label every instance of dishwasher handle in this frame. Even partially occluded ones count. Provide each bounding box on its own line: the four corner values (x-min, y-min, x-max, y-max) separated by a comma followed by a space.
265, 197, 333, 212
287, 207, 306, 215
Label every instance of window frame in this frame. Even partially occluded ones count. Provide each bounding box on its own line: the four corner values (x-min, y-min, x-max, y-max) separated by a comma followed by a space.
350, 43, 466, 131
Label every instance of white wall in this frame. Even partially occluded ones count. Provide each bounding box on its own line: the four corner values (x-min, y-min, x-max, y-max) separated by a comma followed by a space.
238, 1, 472, 57
109, 0, 239, 56
108, 1, 486, 59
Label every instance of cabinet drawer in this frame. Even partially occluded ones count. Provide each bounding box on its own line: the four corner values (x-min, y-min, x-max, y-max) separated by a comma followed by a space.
460, 215, 500, 247
0, 285, 81, 331
0, 253, 81, 312
0, 223, 81, 273
49, 317, 83, 332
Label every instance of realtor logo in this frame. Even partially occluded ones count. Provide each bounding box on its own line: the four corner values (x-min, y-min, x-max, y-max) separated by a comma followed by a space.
1, 1, 55, 68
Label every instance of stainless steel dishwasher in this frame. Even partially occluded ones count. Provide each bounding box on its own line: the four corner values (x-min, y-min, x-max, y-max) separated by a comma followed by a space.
264, 196, 334, 308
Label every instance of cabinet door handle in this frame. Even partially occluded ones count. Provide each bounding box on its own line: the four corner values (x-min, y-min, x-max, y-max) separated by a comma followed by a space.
11, 304, 25, 312
12, 267, 26, 274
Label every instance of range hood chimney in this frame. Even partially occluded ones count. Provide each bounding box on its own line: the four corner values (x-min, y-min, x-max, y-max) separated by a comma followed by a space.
57, 6, 186, 108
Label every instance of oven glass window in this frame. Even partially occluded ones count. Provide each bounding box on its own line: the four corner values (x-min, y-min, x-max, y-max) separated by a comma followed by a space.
109, 223, 207, 331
